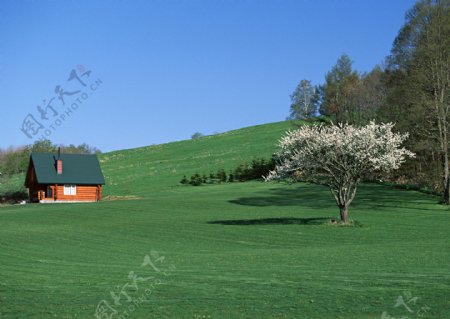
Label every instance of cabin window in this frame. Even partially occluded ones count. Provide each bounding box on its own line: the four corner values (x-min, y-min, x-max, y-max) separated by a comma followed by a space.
63, 185, 77, 195
46, 186, 53, 198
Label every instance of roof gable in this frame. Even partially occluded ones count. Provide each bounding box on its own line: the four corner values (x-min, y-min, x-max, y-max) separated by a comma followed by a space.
30, 153, 105, 185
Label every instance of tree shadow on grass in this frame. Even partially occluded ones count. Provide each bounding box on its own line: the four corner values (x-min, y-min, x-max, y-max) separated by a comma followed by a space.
228, 183, 439, 212
228, 184, 332, 209
208, 217, 332, 226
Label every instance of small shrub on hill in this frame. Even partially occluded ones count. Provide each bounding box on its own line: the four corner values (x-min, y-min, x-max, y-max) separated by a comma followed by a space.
180, 175, 189, 185
189, 173, 203, 186
180, 157, 276, 186
216, 169, 227, 183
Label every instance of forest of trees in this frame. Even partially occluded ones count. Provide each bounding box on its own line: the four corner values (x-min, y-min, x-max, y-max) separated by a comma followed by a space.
0, 139, 100, 177
289, 0, 450, 202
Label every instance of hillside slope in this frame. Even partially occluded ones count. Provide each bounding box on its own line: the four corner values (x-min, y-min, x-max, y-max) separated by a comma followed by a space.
1, 119, 450, 318
0, 120, 300, 200
100, 120, 301, 196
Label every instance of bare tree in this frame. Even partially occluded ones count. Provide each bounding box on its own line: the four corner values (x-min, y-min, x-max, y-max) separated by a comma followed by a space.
289, 79, 319, 119
389, 0, 450, 202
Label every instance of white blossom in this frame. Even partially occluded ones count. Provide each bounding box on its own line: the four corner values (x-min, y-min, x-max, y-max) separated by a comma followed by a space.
265, 122, 415, 222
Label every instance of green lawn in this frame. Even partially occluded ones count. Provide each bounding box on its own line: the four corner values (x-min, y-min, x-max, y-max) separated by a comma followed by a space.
0, 182, 449, 318
99, 120, 303, 196
0, 119, 449, 318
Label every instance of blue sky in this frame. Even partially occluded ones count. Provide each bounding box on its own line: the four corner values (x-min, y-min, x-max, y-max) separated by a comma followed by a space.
0, 0, 416, 152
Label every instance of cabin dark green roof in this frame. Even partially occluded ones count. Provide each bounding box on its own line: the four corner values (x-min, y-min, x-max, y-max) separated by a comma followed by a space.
29, 153, 105, 185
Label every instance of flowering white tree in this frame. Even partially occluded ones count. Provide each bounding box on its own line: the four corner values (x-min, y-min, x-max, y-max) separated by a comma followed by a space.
265, 122, 415, 223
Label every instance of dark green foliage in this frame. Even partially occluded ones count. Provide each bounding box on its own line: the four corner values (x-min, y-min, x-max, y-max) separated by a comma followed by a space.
319, 54, 361, 123
60, 143, 101, 154
216, 169, 227, 183
31, 139, 57, 153
316, 56, 385, 126
233, 165, 245, 182
191, 132, 204, 139
181, 157, 276, 186
0, 189, 28, 204
0, 147, 30, 175
233, 158, 276, 182
0, 139, 100, 178
189, 173, 203, 186
180, 175, 189, 185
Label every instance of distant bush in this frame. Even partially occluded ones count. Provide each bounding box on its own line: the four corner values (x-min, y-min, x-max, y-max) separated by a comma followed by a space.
0, 139, 100, 177
180, 175, 189, 185
233, 158, 276, 182
179, 157, 276, 186
0, 190, 28, 204
216, 169, 227, 183
189, 173, 203, 186
191, 132, 204, 139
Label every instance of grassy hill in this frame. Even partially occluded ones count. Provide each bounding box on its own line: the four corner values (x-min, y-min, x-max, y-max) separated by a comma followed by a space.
0, 120, 298, 199
0, 172, 26, 204
0, 120, 449, 318
100, 120, 299, 196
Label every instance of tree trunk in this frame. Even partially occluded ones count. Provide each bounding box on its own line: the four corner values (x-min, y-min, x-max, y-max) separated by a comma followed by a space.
339, 206, 349, 223
444, 163, 450, 204
443, 136, 449, 204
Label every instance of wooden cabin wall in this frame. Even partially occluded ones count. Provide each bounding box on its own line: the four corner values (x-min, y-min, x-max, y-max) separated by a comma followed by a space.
54, 185, 99, 201
27, 184, 101, 202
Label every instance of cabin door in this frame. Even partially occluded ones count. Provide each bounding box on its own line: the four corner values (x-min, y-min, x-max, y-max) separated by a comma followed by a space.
46, 186, 53, 199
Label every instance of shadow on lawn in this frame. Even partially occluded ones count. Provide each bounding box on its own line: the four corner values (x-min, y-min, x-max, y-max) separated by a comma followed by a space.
228, 183, 438, 211
208, 217, 332, 226
229, 184, 332, 209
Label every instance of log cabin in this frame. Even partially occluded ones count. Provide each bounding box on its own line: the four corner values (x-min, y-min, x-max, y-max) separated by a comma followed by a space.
24, 151, 105, 203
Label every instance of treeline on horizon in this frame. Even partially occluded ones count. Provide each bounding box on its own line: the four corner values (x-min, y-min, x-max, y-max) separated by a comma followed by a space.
0, 139, 100, 177
288, 0, 449, 202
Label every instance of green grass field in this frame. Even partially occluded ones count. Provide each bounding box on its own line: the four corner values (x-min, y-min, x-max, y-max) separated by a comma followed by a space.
1, 120, 449, 318
99, 120, 299, 196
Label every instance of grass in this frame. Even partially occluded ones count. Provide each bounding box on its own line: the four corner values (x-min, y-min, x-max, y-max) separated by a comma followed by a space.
0, 183, 449, 318
0, 119, 449, 318
0, 173, 27, 205
0, 120, 300, 199
99, 120, 300, 196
